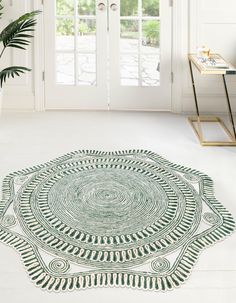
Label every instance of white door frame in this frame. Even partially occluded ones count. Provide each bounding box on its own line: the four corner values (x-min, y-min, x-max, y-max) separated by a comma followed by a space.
109, 0, 172, 111
43, 0, 108, 110
34, 0, 189, 113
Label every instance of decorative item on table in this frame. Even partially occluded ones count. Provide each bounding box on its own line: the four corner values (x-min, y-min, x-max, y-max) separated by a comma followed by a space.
200, 54, 230, 70
197, 45, 211, 59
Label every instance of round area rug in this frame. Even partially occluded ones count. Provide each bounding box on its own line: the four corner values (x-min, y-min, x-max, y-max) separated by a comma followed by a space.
0, 150, 235, 292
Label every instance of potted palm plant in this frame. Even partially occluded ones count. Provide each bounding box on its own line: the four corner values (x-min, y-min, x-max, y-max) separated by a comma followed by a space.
0, 1, 40, 111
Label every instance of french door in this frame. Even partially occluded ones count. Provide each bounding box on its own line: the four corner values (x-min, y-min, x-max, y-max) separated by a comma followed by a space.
44, 0, 172, 110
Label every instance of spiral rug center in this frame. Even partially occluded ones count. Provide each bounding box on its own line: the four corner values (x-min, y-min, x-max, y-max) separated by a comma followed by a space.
48, 169, 167, 236
0, 150, 235, 292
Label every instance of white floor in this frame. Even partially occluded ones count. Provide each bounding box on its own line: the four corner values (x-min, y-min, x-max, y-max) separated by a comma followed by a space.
0, 111, 236, 303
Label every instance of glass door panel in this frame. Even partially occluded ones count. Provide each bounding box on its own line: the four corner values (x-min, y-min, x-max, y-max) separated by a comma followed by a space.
45, 0, 108, 109
45, 0, 172, 111
55, 0, 97, 86
109, 0, 172, 110
120, 1, 160, 87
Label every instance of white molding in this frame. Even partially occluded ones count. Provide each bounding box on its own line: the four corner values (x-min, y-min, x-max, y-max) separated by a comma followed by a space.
1, 0, 192, 113
1, 0, 36, 111
33, 0, 45, 111
35, 0, 191, 113
2, 90, 35, 111
173, 0, 236, 114
171, 0, 189, 113
189, 0, 199, 53
2, 0, 236, 113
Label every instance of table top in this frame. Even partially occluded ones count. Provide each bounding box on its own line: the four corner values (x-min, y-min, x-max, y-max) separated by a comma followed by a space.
188, 53, 236, 75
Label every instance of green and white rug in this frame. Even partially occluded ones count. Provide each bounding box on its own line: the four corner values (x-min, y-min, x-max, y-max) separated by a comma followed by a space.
0, 150, 235, 292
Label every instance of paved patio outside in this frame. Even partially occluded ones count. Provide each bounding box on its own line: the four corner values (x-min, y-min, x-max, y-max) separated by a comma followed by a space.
56, 36, 160, 86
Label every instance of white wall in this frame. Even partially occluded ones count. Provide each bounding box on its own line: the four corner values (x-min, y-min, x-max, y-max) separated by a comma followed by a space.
1, 0, 34, 110
175, 0, 236, 113
0, 0, 43, 111
1, 0, 236, 113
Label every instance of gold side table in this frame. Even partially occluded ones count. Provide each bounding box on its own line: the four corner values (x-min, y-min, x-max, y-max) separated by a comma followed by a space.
188, 53, 236, 146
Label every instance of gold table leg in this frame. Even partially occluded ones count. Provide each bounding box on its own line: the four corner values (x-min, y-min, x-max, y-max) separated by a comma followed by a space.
188, 116, 236, 146
188, 60, 236, 146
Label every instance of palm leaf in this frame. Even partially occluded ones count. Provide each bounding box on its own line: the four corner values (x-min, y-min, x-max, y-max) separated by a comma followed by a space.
17, 10, 41, 23
0, 0, 3, 19
0, 10, 41, 50
0, 66, 31, 87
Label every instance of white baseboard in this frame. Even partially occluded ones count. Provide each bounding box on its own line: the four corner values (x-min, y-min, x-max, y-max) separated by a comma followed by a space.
2, 93, 35, 111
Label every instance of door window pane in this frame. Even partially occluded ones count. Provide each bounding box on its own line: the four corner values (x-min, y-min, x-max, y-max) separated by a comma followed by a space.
78, 0, 96, 16
56, 0, 74, 16
141, 55, 160, 86
119, 0, 160, 86
78, 54, 96, 85
142, 0, 160, 17
120, 0, 138, 16
120, 20, 139, 52
56, 18, 74, 50
78, 19, 96, 52
142, 20, 160, 52
121, 54, 139, 86
56, 53, 75, 85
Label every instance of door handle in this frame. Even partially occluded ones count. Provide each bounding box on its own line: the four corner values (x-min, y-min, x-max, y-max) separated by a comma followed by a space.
110, 3, 118, 11
98, 2, 106, 11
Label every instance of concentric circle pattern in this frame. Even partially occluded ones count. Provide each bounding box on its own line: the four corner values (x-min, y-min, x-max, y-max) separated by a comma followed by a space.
0, 215, 16, 228
203, 212, 220, 225
48, 168, 168, 237
49, 258, 70, 274
0, 150, 234, 292
14, 153, 202, 268
151, 257, 170, 273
